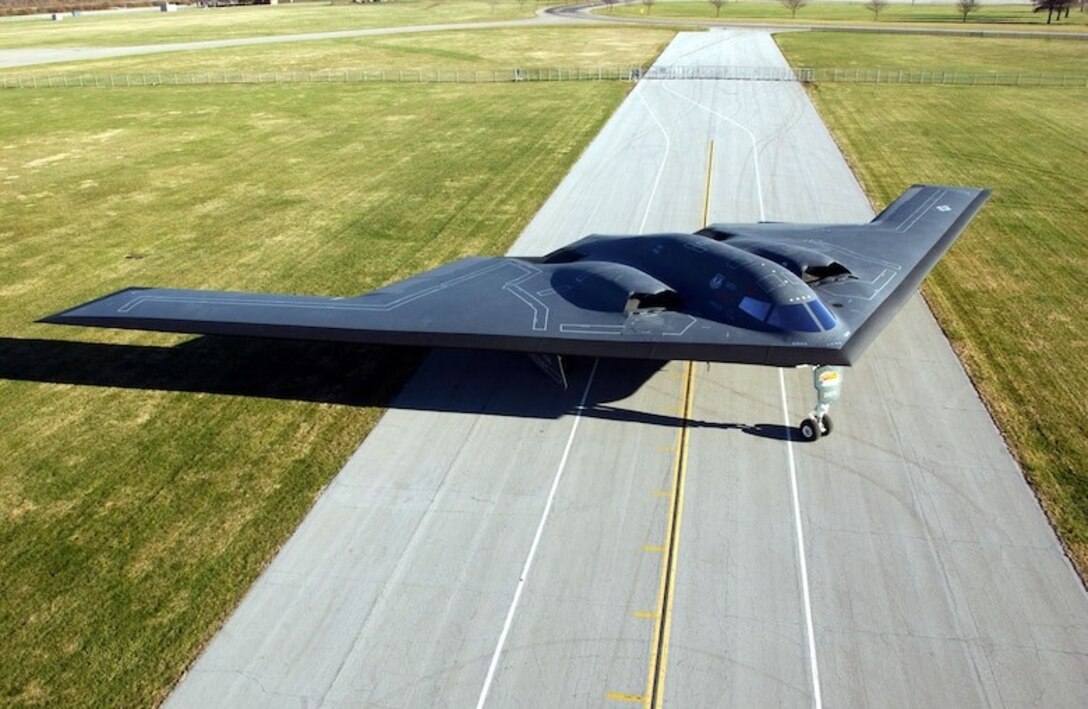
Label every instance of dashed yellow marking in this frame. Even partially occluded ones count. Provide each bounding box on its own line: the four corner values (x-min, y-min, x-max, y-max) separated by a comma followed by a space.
607, 692, 646, 703
643, 545, 665, 553
652, 489, 672, 498
658, 445, 674, 454
633, 611, 656, 619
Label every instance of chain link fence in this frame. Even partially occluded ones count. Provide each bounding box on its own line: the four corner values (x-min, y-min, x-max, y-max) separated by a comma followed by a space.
4, 65, 1086, 89
644, 65, 1088, 86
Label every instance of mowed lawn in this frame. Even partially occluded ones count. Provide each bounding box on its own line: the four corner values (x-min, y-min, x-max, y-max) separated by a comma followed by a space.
776, 34, 1088, 574
0, 0, 535, 49
0, 25, 676, 77
605, 0, 1088, 30
0, 80, 631, 705
779, 31, 1088, 74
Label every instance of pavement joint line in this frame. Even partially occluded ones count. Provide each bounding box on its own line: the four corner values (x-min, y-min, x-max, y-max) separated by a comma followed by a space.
659, 82, 767, 221
778, 368, 823, 709
636, 90, 672, 236
475, 359, 601, 709
645, 361, 696, 708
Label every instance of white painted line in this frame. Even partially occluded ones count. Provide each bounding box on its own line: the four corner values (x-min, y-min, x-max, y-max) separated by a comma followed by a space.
657, 83, 767, 222
778, 368, 823, 709
475, 359, 601, 709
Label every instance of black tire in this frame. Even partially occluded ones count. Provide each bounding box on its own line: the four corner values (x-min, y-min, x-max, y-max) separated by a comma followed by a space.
819, 414, 833, 437
799, 417, 820, 442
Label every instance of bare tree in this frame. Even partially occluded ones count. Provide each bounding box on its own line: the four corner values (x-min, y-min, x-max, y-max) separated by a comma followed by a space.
641, 0, 656, 13
865, 0, 889, 20
1033, 0, 1072, 22
601, 0, 618, 12
780, 0, 807, 18
955, 0, 980, 22
708, 0, 726, 16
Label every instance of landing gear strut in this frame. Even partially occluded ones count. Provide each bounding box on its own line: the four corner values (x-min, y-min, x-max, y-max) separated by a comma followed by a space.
798, 365, 843, 442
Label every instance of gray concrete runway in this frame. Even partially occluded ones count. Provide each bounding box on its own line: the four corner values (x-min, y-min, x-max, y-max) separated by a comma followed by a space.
168, 30, 1088, 708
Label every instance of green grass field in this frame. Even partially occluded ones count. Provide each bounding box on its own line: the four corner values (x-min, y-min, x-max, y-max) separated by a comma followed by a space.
4, 7, 1088, 703
0, 0, 537, 49
605, 0, 1088, 30
776, 33, 1088, 574
0, 79, 633, 705
779, 31, 1088, 73
0, 25, 675, 76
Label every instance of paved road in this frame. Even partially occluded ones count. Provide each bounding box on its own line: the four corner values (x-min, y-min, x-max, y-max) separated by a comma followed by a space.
552, 2, 1088, 41
4, 1, 1084, 70
0, 9, 575, 69
168, 30, 1088, 708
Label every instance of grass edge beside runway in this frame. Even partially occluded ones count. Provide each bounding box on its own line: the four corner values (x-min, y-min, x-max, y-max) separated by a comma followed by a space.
776, 32, 1088, 580
0, 79, 638, 706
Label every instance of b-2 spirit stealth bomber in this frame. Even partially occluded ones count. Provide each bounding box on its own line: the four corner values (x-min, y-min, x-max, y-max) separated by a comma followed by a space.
44, 184, 990, 440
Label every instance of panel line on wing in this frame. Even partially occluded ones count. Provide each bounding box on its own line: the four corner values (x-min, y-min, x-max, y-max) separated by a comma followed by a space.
895, 188, 946, 233
115, 261, 516, 315
501, 263, 551, 332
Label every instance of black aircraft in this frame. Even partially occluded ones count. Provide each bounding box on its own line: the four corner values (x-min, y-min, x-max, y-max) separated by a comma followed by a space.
44, 184, 990, 441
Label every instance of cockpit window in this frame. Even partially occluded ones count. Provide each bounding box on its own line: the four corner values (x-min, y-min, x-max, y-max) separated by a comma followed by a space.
767, 303, 821, 332
808, 299, 837, 330
739, 296, 771, 322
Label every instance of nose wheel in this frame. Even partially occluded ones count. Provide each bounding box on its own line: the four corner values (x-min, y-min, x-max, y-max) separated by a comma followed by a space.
798, 413, 832, 442
797, 365, 842, 442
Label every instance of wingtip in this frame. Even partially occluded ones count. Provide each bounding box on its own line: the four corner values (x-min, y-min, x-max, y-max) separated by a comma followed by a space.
38, 287, 151, 327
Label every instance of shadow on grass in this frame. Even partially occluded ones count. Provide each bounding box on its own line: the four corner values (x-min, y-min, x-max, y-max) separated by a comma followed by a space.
0, 335, 425, 407
0, 336, 799, 439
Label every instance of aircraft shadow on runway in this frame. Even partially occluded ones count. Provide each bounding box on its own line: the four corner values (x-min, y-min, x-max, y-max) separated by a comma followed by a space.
0, 336, 793, 440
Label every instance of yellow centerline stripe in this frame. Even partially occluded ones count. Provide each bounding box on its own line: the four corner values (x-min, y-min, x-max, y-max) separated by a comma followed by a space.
647, 362, 696, 707
617, 140, 712, 708
702, 140, 715, 228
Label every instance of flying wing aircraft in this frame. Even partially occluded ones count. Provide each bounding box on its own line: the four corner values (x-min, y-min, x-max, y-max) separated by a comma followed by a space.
43, 184, 990, 440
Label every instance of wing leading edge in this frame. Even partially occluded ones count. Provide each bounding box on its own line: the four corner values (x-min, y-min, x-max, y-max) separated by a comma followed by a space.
42, 184, 990, 367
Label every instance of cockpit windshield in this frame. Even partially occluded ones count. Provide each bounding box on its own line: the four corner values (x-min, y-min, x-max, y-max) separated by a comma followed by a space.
808, 299, 838, 330
737, 296, 838, 333
766, 301, 837, 333
767, 304, 820, 332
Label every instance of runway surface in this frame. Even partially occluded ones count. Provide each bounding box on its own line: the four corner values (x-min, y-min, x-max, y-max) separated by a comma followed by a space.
168, 30, 1088, 707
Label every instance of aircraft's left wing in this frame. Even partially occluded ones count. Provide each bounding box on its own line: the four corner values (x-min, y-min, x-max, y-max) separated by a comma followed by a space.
40, 254, 832, 365
41, 257, 618, 351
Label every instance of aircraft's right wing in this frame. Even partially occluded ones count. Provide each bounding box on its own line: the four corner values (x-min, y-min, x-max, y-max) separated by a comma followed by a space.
701, 184, 991, 363
811, 184, 991, 360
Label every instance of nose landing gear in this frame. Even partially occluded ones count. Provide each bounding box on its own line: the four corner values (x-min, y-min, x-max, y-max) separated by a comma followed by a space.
798, 365, 842, 442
